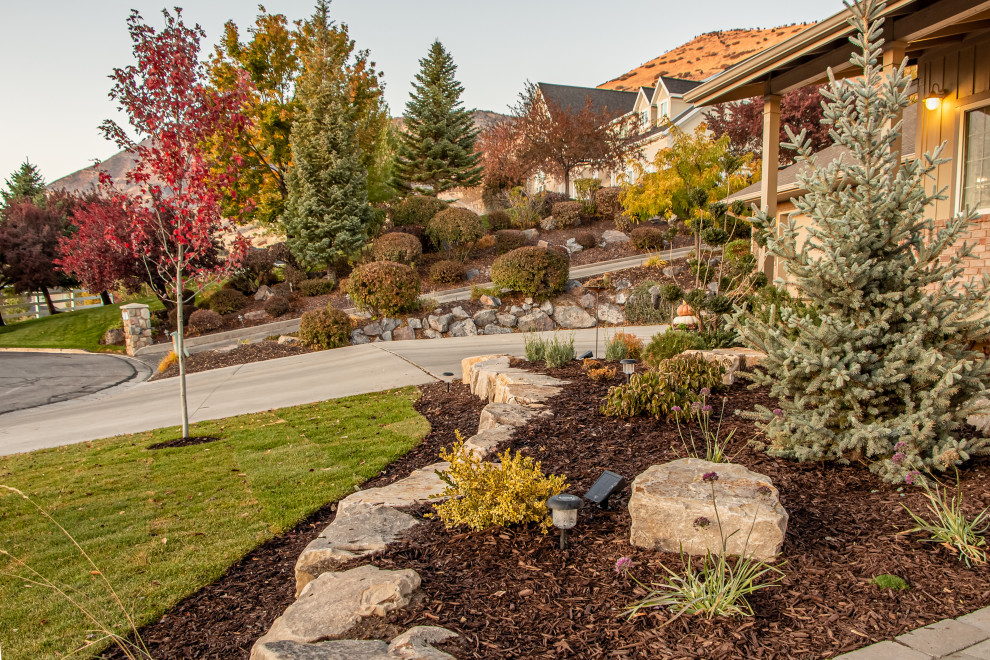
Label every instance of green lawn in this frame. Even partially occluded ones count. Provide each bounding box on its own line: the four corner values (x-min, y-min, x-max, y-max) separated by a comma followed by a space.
0, 297, 163, 353
0, 388, 429, 659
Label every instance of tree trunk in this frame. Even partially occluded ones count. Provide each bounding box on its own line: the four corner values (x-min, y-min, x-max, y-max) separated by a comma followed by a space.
0, 310, 5, 327
175, 244, 190, 439
100, 291, 113, 305
41, 287, 59, 315
563, 169, 571, 199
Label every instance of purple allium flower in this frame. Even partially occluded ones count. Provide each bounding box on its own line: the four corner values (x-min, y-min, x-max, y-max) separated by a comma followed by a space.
905, 470, 921, 485
895, 441, 908, 451
773, 408, 784, 417
702, 472, 719, 483
691, 401, 703, 411
700, 387, 711, 396
702, 405, 713, 413
671, 405, 682, 412
892, 452, 906, 465
693, 516, 711, 529
615, 557, 632, 574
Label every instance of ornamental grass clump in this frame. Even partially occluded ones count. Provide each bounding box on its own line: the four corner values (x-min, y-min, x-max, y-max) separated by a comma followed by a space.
524, 332, 575, 367
432, 434, 567, 533
730, 0, 990, 483
618, 472, 784, 621
902, 471, 989, 567
674, 391, 737, 463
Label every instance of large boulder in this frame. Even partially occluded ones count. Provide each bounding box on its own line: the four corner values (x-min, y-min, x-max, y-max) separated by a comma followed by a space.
338, 463, 448, 516
462, 425, 514, 459
473, 309, 497, 327
483, 324, 513, 335
596, 303, 625, 325
602, 230, 630, 244
628, 458, 787, 561
428, 314, 453, 333
461, 354, 510, 384
553, 305, 596, 329
517, 310, 555, 333
478, 402, 552, 432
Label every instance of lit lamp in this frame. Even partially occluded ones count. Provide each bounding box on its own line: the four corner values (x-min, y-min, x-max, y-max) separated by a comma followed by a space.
546, 494, 581, 550
620, 359, 637, 383
925, 83, 945, 111
442, 371, 454, 393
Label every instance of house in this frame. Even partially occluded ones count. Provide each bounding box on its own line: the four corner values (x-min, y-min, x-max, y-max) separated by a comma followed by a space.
683, 0, 990, 280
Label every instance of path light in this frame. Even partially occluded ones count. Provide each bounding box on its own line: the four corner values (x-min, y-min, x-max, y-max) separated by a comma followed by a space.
442, 372, 454, 393
620, 359, 637, 383
584, 471, 626, 510
547, 494, 581, 550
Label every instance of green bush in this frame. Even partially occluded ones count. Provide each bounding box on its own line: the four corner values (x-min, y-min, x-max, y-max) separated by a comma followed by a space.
299, 277, 337, 297
573, 230, 597, 249
208, 288, 247, 315
658, 354, 727, 392
490, 246, 569, 299
551, 201, 583, 228
429, 260, 464, 285
392, 195, 448, 226
631, 226, 666, 251
298, 306, 352, 350
625, 280, 670, 325
601, 354, 724, 420
372, 232, 423, 265
524, 332, 577, 366
188, 309, 222, 333
264, 295, 291, 317
594, 186, 623, 217
426, 207, 486, 260
347, 261, 421, 317
495, 229, 527, 255
643, 330, 707, 367
486, 210, 511, 231
533, 191, 570, 218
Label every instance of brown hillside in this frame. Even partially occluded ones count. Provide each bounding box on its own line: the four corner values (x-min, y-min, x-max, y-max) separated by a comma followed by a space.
599, 24, 815, 90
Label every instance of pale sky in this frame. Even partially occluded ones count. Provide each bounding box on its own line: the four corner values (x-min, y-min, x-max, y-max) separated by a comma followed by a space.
0, 0, 834, 185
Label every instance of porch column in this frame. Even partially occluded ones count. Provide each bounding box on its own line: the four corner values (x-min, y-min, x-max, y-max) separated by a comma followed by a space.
759, 93, 781, 278
883, 41, 908, 166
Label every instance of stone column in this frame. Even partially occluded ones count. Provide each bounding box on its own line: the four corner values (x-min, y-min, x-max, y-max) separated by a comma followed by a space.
121, 303, 152, 356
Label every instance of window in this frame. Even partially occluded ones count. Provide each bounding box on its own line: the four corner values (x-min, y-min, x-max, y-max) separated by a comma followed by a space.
659, 101, 668, 122
962, 106, 990, 213
640, 111, 649, 129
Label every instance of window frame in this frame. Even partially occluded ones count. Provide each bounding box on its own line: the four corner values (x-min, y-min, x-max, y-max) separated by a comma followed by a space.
954, 93, 990, 217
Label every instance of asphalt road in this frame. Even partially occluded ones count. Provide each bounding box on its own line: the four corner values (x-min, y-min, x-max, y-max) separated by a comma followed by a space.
0, 325, 667, 456
0, 352, 150, 415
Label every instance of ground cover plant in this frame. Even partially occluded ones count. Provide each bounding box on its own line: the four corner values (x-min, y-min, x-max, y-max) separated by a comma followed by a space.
0, 389, 428, 659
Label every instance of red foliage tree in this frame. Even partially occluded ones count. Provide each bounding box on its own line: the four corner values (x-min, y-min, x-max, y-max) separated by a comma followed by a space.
477, 117, 529, 196
705, 86, 830, 165
100, 8, 252, 436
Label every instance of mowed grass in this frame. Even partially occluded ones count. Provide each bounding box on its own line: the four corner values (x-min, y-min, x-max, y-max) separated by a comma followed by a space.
0, 388, 429, 659
0, 297, 163, 353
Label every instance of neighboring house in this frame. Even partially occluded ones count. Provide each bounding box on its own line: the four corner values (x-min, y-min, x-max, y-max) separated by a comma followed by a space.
527, 76, 706, 195
684, 0, 990, 281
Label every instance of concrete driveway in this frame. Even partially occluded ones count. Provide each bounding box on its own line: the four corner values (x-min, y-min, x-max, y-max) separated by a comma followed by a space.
0, 325, 666, 456
0, 351, 151, 415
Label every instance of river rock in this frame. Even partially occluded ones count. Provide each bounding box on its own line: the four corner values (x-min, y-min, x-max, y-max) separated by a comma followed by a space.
628, 458, 787, 561
407, 317, 422, 330
449, 319, 478, 337
423, 329, 441, 339
517, 310, 555, 333
553, 306, 596, 329
473, 309, 497, 327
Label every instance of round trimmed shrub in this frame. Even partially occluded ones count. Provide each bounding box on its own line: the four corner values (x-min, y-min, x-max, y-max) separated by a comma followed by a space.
392, 195, 448, 226
495, 229, 527, 255
631, 226, 666, 251
347, 261, 421, 317
188, 309, 222, 333
430, 260, 464, 285
594, 186, 623, 218
551, 201, 583, 228
486, 210, 511, 231
299, 307, 352, 350
426, 208, 486, 259
264, 295, 291, 317
208, 288, 247, 315
574, 230, 597, 249
614, 212, 636, 233
372, 232, 423, 265
299, 277, 336, 297
386, 225, 426, 250
490, 246, 569, 299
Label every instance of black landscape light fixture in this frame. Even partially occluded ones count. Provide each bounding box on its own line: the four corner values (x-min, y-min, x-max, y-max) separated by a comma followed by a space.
584, 471, 626, 510
577, 350, 593, 361
547, 493, 582, 550
620, 359, 637, 383
442, 372, 454, 393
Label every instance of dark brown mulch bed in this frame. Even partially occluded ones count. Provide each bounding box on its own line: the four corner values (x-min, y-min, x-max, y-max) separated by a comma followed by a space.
102, 380, 484, 660
151, 339, 312, 380
147, 436, 221, 450
336, 362, 990, 659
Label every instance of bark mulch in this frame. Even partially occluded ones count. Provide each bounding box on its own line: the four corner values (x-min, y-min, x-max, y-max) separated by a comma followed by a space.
151, 339, 312, 380
101, 381, 484, 660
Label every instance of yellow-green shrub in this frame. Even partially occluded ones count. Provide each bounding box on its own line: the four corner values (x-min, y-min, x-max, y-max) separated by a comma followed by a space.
432, 435, 567, 533
347, 261, 421, 317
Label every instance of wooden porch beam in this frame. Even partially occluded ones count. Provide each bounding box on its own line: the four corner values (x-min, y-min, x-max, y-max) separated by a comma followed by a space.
892, 0, 990, 42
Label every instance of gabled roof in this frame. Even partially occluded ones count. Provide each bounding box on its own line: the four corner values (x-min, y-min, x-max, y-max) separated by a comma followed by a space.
639, 87, 656, 99
658, 76, 703, 97
537, 82, 639, 121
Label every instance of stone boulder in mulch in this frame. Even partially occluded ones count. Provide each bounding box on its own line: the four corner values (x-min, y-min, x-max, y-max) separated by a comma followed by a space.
628, 458, 787, 561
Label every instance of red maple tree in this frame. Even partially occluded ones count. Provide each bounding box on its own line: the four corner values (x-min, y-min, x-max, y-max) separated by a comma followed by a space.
99, 8, 253, 436
477, 118, 529, 197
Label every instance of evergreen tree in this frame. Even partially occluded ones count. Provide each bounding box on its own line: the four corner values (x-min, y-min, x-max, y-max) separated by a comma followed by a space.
282, 1, 374, 274
397, 40, 482, 194
1, 160, 46, 209
733, 0, 990, 484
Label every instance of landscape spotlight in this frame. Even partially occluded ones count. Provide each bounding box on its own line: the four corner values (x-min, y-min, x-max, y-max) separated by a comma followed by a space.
584, 470, 626, 510
546, 493, 581, 550
620, 359, 637, 383
577, 350, 593, 360
442, 372, 454, 393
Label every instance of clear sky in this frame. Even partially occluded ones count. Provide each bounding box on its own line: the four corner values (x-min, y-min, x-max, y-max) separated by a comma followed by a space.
0, 0, 834, 185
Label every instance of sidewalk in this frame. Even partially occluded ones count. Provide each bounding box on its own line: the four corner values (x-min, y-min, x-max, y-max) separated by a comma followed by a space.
837, 607, 990, 659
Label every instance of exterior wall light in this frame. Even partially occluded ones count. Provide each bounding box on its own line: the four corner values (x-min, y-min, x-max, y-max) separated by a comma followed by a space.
547, 493, 581, 549
925, 83, 945, 111
620, 359, 637, 383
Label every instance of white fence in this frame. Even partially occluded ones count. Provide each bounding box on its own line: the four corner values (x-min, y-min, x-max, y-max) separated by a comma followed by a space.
0, 288, 107, 323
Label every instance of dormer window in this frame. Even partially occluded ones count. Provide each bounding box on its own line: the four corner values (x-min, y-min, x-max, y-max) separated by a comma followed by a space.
658, 101, 669, 122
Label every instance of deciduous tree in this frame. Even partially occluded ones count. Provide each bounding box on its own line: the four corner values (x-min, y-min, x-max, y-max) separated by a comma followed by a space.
477, 117, 528, 198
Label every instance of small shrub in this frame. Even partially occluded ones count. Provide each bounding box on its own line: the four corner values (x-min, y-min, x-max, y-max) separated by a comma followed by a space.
614, 212, 636, 233
631, 226, 666, 251
298, 306, 352, 350
347, 261, 421, 317
574, 178, 602, 215
574, 230, 596, 249
594, 186, 623, 217
551, 201, 583, 228
386, 224, 427, 250
872, 574, 910, 591
432, 434, 567, 533
588, 365, 617, 382
470, 284, 500, 301
625, 280, 670, 325
426, 207, 486, 260
430, 260, 464, 285
643, 255, 667, 268
392, 195, 448, 226
372, 232, 423, 265
299, 277, 337, 297
643, 330, 707, 367
601, 355, 724, 421
208, 288, 246, 315
658, 354, 727, 392
544, 333, 576, 368
264, 295, 291, 317
533, 191, 570, 218
158, 350, 177, 374
282, 264, 307, 287
605, 331, 644, 361
241, 247, 278, 285
267, 241, 296, 266
490, 246, 569, 299
506, 187, 540, 229
495, 229, 527, 255
486, 210, 511, 231
224, 271, 257, 294
476, 234, 496, 250
524, 333, 548, 362
188, 309, 222, 333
